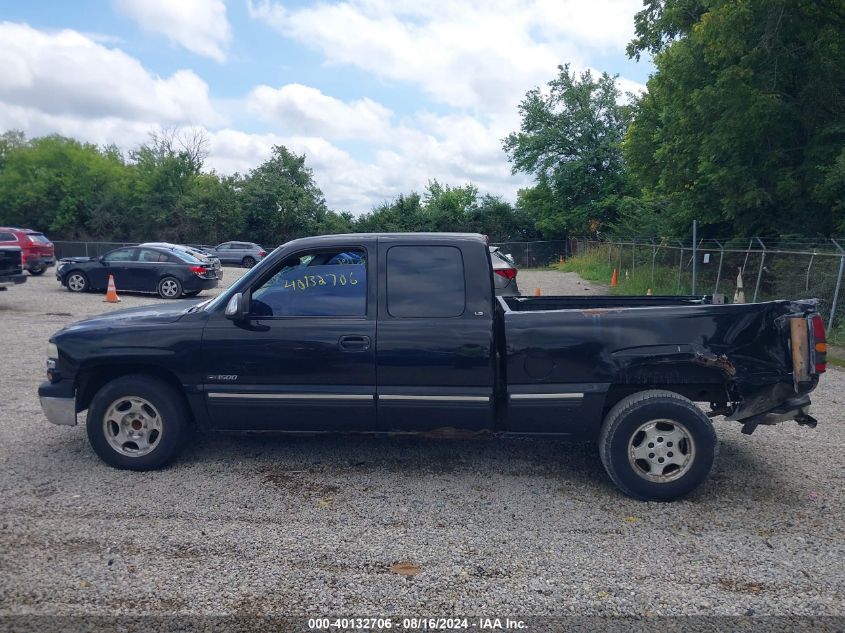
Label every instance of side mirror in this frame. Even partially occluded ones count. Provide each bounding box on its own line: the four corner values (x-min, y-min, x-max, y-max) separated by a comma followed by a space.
99, 256, 106, 264
225, 293, 247, 320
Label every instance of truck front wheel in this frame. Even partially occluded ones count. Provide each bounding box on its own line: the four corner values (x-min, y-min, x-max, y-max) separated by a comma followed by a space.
86, 375, 190, 470
598, 389, 718, 501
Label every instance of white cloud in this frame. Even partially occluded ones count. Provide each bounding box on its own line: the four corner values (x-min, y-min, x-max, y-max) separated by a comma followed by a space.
114, 0, 231, 62
248, 0, 642, 114
0, 22, 220, 126
246, 83, 393, 140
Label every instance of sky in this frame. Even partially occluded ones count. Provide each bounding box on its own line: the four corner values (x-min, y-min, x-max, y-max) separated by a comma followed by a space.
0, 0, 653, 214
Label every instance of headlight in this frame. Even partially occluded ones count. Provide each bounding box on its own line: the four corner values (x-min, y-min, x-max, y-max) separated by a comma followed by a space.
47, 342, 58, 369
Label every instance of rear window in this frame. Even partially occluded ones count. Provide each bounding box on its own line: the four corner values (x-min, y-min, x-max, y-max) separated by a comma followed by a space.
386, 245, 465, 318
26, 233, 50, 244
171, 250, 203, 264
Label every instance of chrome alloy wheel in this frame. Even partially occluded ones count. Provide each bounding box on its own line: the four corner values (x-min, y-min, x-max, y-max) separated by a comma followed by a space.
159, 278, 180, 298
102, 396, 163, 457
67, 273, 86, 291
628, 419, 696, 483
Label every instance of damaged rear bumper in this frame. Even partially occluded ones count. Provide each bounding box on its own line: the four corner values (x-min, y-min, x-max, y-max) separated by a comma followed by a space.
729, 393, 816, 435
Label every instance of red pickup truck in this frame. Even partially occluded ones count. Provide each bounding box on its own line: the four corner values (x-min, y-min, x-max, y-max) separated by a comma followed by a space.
0, 227, 56, 275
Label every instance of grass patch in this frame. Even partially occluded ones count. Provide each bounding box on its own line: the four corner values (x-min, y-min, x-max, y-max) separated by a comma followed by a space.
556, 248, 693, 296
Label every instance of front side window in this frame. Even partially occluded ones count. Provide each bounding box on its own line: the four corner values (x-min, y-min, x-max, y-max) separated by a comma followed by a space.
387, 245, 465, 318
104, 248, 136, 262
250, 247, 367, 317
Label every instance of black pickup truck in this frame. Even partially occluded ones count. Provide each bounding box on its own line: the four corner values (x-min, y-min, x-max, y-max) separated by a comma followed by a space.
38, 233, 827, 500
0, 246, 27, 290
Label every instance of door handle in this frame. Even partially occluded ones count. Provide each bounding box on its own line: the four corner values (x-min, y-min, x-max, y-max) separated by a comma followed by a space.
338, 335, 371, 351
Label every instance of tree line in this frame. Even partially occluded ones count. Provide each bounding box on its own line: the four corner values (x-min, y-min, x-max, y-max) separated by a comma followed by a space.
0, 128, 540, 246
506, 0, 845, 239
1, 0, 842, 245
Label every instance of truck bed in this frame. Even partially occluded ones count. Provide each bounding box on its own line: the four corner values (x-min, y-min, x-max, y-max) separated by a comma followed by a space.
497, 294, 819, 438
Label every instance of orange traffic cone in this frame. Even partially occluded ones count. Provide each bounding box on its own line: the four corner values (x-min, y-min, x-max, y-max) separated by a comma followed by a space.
611, 268, 618, 287
103, 274, 120, 303
534, 287, 542, 296
646, 288, 653, 296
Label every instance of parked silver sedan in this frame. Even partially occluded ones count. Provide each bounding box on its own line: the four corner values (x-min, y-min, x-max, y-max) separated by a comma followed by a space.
490, 246, 519, 296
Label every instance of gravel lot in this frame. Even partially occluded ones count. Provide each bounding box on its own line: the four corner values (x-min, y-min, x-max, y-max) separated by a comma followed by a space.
1, 269, 843, 617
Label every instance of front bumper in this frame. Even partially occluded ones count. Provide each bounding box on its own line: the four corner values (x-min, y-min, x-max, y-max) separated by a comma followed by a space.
38, 380, 77, 426
25, 256, 55, 272
0, 273, 27, 287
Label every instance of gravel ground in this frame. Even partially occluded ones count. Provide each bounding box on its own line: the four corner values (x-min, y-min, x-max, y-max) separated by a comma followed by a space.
517, 269, 607, 296
0, 270, 843, 617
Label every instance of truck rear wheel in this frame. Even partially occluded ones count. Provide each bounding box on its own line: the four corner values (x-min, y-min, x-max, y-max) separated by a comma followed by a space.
86, 375, 190, 470
598, 389, 718, 501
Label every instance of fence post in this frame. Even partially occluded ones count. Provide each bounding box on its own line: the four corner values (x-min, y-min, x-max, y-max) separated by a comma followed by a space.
677, 243, 684, 293
85, 242, 89, 257
651, 241, 658, 289
713, 239, 724, 295
806, 254, 815, 292
691, 220, 697, 295
753, 237, 766, 303
632, 241, 636, 273
830, 239, 845, 328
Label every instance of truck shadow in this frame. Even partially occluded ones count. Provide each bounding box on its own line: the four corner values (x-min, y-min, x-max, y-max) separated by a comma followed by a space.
179, 431, 800, 508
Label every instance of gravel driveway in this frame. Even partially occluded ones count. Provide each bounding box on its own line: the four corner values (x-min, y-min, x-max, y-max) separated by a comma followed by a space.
1, 270, 843, 617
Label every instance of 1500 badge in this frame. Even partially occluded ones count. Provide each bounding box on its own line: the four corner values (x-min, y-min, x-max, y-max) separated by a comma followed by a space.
206, 374, 238, 381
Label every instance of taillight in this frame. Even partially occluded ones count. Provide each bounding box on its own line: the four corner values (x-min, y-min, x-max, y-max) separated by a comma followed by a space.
495, 268, 517, 280
189, 265, 206, 276
810, 314, 827, 374
259, 250, 266, 257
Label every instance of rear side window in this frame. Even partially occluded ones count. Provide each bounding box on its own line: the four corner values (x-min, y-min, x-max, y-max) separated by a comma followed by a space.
251, 247, 367, 317
138, 249, 169, 263
386, 245, 465, 318
0, 232, 16, 242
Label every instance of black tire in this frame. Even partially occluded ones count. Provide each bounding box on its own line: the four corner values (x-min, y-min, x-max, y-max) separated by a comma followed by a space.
157, 276, 183, 299
86, 375, 190, 470
66, 271, 89, 293
598, 389, 718, 501
29, 264, 46, 275
242, 256, 256, 268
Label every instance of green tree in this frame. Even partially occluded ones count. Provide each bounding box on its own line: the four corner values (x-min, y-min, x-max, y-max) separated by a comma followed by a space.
353, 193, 425, 232
421, 180, 479, 231
624, 0, 845, 235
0, 134, 130, 238
238, 145, 328, 245
503, 65, 632, 237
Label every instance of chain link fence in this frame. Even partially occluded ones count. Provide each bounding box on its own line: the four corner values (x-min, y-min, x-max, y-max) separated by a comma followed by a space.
570, 237, 845, 329
490, 240, 569, 268
53, 241, 139, 259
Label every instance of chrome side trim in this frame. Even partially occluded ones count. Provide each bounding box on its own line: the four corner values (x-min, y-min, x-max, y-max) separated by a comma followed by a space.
510, 392, 584, 400
379, 395, 490, 402
207, 392, 373, 401
40, 396, 77, 426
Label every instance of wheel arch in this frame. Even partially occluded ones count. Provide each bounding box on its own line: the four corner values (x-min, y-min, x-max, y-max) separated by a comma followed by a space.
601, 361, 733, 417
76, 363, 190, 416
